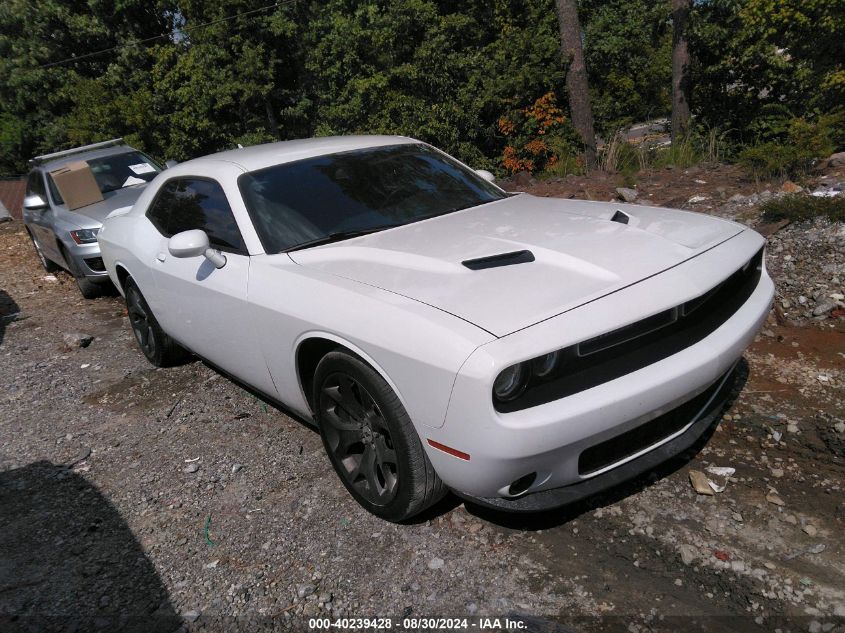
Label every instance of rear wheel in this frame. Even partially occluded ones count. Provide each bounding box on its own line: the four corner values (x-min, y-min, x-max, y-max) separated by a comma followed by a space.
313, 351, 446, 521
26, 229, 59, 273
124, 279, 188, 367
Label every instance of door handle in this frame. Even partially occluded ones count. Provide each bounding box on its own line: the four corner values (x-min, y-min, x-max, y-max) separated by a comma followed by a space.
156, 252, 166, 262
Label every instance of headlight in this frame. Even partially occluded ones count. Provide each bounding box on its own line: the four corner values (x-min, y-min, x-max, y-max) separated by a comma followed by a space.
493, 362, 530, 402
70, 228, 99, 244
532, 351, 560, 378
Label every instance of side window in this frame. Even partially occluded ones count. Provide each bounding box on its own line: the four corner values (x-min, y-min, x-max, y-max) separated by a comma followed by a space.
146, 181, 177, 236
26, 171, 46, 198
147, 178, 247, 254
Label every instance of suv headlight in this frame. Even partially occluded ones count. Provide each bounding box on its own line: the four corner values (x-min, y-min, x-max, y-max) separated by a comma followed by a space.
70, 228, 99, 244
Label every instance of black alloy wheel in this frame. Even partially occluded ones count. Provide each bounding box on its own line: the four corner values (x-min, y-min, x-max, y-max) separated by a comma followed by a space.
313, 351, 446, 521
320, 373, 399, 505
123, 279, 188, 367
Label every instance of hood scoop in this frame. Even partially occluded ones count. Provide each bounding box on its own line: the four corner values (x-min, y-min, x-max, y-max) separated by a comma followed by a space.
462, 250, 535, 270
611, 210, 630, 225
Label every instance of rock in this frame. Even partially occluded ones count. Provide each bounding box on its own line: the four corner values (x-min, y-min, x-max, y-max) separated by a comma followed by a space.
63, 332, 94, 349
766, 492, 786, 506
318, 592, 332, 604
781, 180, 803, 193
803, 524, 818, 537
678, 545, 697, 566
689, 470, 715, 495
823, 151, 845, 169
787, 423, 799, 434
232, 463, 243, 474
184, 462, 200, 474
427, 557, 445, 570
812, 299, 836, 316
687, 194, 709, 204
834, 422, 845, 434
784, 514, 798, 525
182, 610, 201, 623
615, 187, 638, 203
297, 584, 316, 599
728, 193, 746, 204
771, 468, 784, 478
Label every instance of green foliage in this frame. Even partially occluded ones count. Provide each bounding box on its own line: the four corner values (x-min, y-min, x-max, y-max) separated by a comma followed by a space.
738, 114, 839, 179
580, 0, 672, 133
761, 194, 845, 223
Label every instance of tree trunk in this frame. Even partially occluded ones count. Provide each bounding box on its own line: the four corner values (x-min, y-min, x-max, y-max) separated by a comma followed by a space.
671, 0, 692, 141
555, 0, 597, 169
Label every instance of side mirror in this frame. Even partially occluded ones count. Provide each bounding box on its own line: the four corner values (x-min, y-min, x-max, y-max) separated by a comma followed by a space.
164, 160, 178, 169
168, 229, 226, 269
23, 194, 48, 211
475, 169, 496, 183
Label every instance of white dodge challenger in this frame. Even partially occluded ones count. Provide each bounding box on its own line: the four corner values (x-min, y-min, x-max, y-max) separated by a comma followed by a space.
98, 136, 773, 521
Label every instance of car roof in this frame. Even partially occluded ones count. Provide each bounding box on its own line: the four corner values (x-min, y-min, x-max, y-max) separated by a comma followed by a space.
186, 135, 418, 173
36, 145, 143, 173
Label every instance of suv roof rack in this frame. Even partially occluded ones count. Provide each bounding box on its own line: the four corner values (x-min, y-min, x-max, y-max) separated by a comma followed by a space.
29, 138, 126, 166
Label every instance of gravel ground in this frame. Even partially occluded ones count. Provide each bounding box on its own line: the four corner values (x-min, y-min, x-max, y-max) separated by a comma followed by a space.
1, 172, 843, 633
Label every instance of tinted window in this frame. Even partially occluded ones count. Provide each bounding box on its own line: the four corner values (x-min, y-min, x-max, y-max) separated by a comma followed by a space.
146, 179, 246, 253
238, 143, 505, 253
26, 171, 46, 198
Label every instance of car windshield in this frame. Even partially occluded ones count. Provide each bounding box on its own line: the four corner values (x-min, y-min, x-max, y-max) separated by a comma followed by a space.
47, 151, 162, 203
238, 143, 506, 253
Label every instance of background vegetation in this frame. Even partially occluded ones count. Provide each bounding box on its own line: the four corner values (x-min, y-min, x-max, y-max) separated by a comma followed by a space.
1, 0, 843, 178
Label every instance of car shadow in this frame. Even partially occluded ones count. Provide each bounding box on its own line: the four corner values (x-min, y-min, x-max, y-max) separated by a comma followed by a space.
0, 461, 180, 632
0, 289, 20, 346
460, 360, 750, 531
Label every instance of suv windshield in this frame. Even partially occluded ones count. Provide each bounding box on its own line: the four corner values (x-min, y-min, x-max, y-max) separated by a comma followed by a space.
47, 151, 162, 203
238, 143, 505, 253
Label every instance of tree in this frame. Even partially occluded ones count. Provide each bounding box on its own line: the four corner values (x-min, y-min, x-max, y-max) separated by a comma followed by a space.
671, 0, 691, 141
554, 0, 597, 168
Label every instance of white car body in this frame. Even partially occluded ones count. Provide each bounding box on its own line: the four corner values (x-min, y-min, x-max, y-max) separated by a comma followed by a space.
98, 135, 773, 513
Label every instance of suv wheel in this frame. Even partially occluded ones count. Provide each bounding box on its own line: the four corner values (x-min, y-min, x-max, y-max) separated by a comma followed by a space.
27, 229, 59, 273
313, 351, 446, 521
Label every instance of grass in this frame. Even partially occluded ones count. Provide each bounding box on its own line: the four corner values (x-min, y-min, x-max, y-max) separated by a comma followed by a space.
761, 194, 845, 223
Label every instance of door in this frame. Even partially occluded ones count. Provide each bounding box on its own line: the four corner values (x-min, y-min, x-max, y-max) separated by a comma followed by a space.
145, 177, 274, 395
24, 171, 60, 262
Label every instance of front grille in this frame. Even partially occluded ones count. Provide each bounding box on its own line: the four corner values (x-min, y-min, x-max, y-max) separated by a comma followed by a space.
495, 247, 763, 413
578, 368, 729, 475
84, 256, 105, 272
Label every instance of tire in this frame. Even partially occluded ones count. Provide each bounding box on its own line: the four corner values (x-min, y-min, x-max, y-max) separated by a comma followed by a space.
124, 278, 189, 367
58, 243, 101, 299
26, 229, 60, 273
313, 351, 446, 521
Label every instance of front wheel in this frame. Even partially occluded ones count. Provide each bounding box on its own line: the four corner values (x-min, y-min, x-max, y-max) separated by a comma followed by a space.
313, 351, 446, 521
124, 279, 189, 367
27, 229, 59, 273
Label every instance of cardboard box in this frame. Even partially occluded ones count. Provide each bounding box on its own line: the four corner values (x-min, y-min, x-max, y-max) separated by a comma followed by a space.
48, 161, 104, 210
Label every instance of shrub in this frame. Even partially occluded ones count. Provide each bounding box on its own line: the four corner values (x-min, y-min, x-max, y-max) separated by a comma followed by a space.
497, 93, 581, 174
761, 195, 845, 223
738, 114, 839, 180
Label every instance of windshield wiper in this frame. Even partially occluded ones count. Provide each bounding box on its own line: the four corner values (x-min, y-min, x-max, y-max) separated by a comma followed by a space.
285, 224, 401, 252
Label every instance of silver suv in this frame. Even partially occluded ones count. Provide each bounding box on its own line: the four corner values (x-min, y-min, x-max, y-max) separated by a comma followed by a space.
23, 139, 165, 298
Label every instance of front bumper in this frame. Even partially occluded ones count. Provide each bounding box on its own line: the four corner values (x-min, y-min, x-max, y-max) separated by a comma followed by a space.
64, 239, 109, 280
422, 229, 773, 505
454, 362, 737, 512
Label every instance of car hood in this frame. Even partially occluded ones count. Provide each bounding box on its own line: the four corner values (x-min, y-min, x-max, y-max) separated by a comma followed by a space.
289, 195, 744, 336
63, 185, 147, 225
